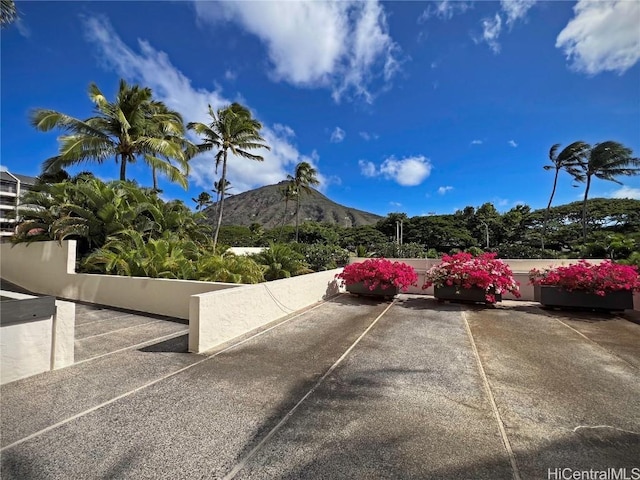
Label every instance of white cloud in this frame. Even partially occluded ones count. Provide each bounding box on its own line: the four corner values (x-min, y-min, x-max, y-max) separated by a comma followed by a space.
359, 131, 379, 141
610, 186, 640, 200
471, 139, 483, 145
359, 156, 432, 186
82, 15, 328, 193
419, 1, 471, 22
193, 1, 400, 103
556, 0, 640, 75
330, 126, 346, 143
15, 18, 31, 38
481, 14, 502, 54
508, 140, 518, 148
438, 186, 453, 195
500, 0, 537, 27
358, 159, 378, 177
389, 201, 402, 207
476, 1, 537, 53
272, 123, 296, 138
379, 156, 432, 186
224, 69, 237, 81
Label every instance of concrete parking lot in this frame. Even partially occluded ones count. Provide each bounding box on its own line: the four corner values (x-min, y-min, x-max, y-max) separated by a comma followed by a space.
1, 294, 639, 479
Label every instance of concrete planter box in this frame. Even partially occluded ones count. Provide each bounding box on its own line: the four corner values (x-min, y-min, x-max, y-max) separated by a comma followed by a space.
534, 285, 634, 312
434, 286, 501, 304
346, 282, 399, 299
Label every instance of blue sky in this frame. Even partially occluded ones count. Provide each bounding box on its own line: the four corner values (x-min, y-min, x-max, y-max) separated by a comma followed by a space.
2, 1, 639, 217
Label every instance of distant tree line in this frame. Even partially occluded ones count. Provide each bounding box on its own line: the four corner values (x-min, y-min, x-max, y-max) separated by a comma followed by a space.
216, 197, 640, 263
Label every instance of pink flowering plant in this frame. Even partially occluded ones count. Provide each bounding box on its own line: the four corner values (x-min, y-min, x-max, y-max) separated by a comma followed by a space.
422, 252, 520, 303
529, 260, 640, 296
336, 258, 418, 291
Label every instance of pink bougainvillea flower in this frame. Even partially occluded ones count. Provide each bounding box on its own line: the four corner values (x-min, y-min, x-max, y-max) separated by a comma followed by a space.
529, 260, 640, 296
336, 258, 418, 292
422, 252, 520, 303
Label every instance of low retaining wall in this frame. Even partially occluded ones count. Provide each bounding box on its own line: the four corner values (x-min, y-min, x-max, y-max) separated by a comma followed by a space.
189, 268, 343, 353
0, 241, 240, 319
0, 290, 75, 384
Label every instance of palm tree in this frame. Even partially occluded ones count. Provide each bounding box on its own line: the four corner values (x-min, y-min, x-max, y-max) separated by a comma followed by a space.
1, 0, 17, 27
192, 192, 212, 211
187, 103, 269, 249
31, 79, 189, 183
210, 178, 233, 226
277, 181, 297, 241
288, 162, 320, 242
142, 102, 194, 191
577, 141, 640, 242
212, 178, 233, 202
541, 142, 588, 249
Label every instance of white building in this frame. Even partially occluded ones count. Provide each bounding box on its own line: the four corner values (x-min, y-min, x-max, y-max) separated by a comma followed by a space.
0, 170, 37, 242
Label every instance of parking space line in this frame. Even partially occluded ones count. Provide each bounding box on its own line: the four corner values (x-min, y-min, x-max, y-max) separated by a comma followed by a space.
462, 311, 522, 480
549, 315, 638, 371
222, 299, 398, 480
0, 300, 330, 453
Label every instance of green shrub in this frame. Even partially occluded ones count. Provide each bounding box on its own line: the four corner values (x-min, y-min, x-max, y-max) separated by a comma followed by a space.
373, 242, 428, 258
251, 243, 312, 280
292, 243, 349, 271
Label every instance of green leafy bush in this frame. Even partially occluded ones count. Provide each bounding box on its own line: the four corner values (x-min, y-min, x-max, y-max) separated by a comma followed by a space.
373, 242, 428, 258
292, 243, 349, 271
251, 243, 311, 280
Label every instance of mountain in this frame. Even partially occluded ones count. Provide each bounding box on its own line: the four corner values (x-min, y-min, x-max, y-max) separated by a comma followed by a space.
202, 182, 382, 228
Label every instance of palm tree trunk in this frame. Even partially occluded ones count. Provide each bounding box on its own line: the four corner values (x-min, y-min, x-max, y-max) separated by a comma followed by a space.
542, 168, 560, 250
295, 188, 300, 243
212, 151, 227, 251
581, 175, 591, 243
278, 198, 288, 243
152, 165, 158, 191
120, 154, 127, 181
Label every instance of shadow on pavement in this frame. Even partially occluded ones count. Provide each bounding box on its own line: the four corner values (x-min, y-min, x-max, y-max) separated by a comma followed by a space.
327, 293, 394, 307
139, 334, 189, 353
505, 303, 634, 324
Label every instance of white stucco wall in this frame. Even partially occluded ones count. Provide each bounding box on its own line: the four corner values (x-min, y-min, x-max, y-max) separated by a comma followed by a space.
190, 268, 343, 353
1, 315, 52, 384
53, 299, 75, 369
0, 292, 75, 384
0, 241, 241, 319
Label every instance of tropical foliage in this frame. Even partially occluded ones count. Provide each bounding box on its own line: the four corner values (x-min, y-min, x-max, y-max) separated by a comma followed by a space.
250, 243, 311, 281
83, 232, 265, 283
1, 0, 17, 27
572, 141, 640, 242
188, 103, 269, 250
192, 191, 213, 211
292, 243, 350, 271
542, 142, 586, 248
288, 161, 320, 242
14, 176, 208, 255
31, 80, 193, 188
